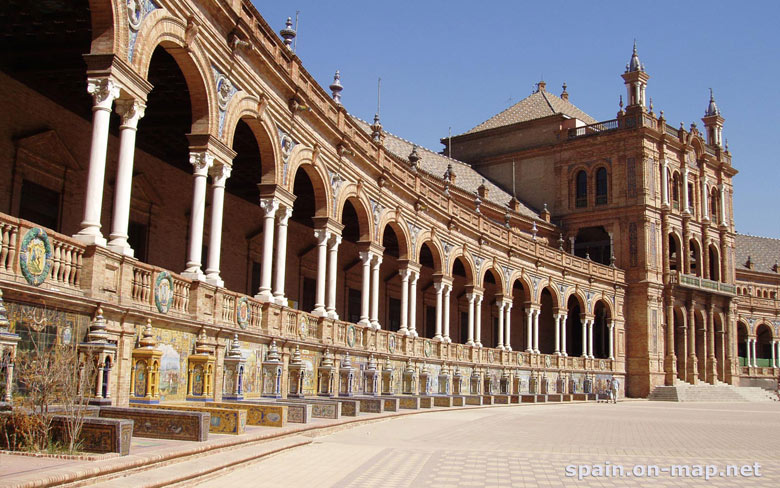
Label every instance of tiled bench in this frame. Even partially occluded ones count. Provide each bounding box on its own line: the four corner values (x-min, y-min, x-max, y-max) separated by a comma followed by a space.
209, 402, 286, 427
397, 396, 420, 410
452, 396, 465, 406
465, 395, 483, 405
546, 394, 563, 402
51, 415, 133, 455
481, 395, 494, 405
246, 400, 312, 423
283, 398, 343, 419
354, 397, 384, 414
433, 396, 453, 407
134, 404, 246, 435
493, 395, 510, 404
99, 406, 209, 442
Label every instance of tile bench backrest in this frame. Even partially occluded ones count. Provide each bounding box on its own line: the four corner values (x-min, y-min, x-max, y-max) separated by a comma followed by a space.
210, 402, 286, 427
100, 406, 209, 442
132, 404, 247, 434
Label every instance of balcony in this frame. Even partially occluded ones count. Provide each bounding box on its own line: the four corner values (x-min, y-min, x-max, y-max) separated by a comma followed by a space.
669, 271, 736, 296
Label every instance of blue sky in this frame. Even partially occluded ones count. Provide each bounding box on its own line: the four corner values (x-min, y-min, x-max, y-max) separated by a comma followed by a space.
253, 1, 779, 238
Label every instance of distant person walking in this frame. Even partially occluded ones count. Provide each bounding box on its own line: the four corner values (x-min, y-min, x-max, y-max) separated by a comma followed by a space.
610, 377, 620, 403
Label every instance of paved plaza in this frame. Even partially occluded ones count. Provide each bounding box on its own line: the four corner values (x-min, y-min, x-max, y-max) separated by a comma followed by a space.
195, 402, 780, 487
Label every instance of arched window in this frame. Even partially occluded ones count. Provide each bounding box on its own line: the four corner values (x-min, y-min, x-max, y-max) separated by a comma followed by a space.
672, 173, 681, 209
595, 167, 608, 205
575, 170, 587, 208
710, 188, 719, 218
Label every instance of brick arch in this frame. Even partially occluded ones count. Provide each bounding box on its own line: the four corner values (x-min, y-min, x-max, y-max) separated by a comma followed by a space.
335, 186, 373, 243
479, 265, 505, 296
286, 145, 331, 218
223, 99, 279, 186
539, 281, 562, 310
447, 247, 475, 284
131, 9, 215, 135
563, 289, 587, 314
507, 272, 533, 303
756, 321, 776, 340
88, 0, 122, 55
593, 297, 613, 319
416, 235, 444, 273
378, 217, 411, 260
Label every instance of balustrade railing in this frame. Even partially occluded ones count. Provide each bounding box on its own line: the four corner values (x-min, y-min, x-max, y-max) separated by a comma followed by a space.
673, 271, 736, 296
0, 220, 18, 273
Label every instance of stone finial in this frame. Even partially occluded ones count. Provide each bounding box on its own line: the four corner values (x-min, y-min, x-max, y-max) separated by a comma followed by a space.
367, 354, 378, 371
471, 367, 481, 378
87, 307, 109, 343
321, 348, 334, 368
558, 233, 565, 251
560, 82, 568, 101
227, 333, 243, 358
341, 351, 352, 369
329, 70, 343, 104
619, 95, 624, 111
745, 256, 753, 269
280, 17, 296, 49
404, 358, 415, 374
195, 328, 211, 355
408, 145, 420, 172
440, 363, 450, 375
371, 113, 383, 143
289, 344, 302, 365
453, 365, 461, 377
139, 319, 157, 348
504, 210, 511, 228
266, 340, 281, 362
383, 356, 393, 371
502, 368, 510, 378
474, 192, 482, 214
531, 221, 538, 241
0, 289, 9, 333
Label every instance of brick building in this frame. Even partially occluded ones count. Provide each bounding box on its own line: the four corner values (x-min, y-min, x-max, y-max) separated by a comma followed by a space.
0, 0, 776, 404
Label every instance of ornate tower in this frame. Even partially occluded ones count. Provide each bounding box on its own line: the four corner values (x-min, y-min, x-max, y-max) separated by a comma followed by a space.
702, 89, 725, 147
621, 41, 650, 111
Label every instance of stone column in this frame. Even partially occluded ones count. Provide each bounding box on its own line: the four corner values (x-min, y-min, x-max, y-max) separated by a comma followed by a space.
702, 176, 710, 221
706, 305, 716, 383
182, 152, 214, 280
254, 198, 278, 302
554, 314, 561, 355
581, 314, 588, 358
466, 293, 475, 346
504, 302, 512, 351
408, 270, 419, 337
107, 99, 145, 256
687, 305, 698, 383
443, 283, 452, 343
370, 254, 382, 329
660, 158, 669, 206
312, 229, 328, 316
682, 167, 690, 214
665, 299, 676, 383
560, 314, 568, 356
533, 309, 540, 354
326, 234, 341, 320
588, 318, 595, 359
496, 300, 505, 350
75, 78, 121, 246
271, 206, 292, 303
357, 251, 372, 326
474, 293, 483, 347
718, 184, 726, 225
399, 269, 410, 334
608, 320, 615, 360
525, 309, 533, 352
771, 340, 777, 369
205, 163, 232, 287
751, 338, 757, 368
433, 281, 444, 341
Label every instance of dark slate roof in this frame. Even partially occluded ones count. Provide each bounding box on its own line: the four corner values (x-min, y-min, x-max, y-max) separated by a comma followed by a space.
351, 117, 539, 219
460, 85, 598, 136
735, 233, 780, 273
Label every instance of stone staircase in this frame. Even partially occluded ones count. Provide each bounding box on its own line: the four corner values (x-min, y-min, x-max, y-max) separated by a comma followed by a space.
648, 382, 778, 402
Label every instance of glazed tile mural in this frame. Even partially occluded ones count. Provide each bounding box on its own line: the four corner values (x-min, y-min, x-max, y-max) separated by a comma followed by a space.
5, 300, 91, 349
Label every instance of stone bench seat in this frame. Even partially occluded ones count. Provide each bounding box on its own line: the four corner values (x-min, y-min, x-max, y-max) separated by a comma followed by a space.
352, 396, 389, 413
492, 394, 510, 404
464, 395, 483, 405
52, 415, 133, 455
521, 394, 547, 403
207, 402, 286, 427
433, 396, 453, 407
99, 406, 209, 441
546, 394, 563, 402
244, 400, 312, 423
281, 398, 344, 419
133, 404, 246, 435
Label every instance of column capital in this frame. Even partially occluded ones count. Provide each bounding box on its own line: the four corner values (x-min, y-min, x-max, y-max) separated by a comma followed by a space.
259, 197, 279, 217
359, 250, 372, 263
329, 234, 342, 248
372, 253, 383, 267
87, 77, 121, 110
276, 205, 293, 225
209, 162, 232, 187
190, 151, 214, 176
466, 292, 475, 303
398, 268, 410, 280
433, 281, 444, 292
115, 98, 146, 128
314, 228, 330, 244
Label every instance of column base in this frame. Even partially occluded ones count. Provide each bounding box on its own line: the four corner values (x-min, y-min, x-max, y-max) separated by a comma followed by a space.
370, 320, 380, 329
466, 340, 475, 346
107, 241, 135, 258
476, 342, 483, 348
254, 289, 274, 303
312, 306, 327, 317
273, 295, 287, 306
497, 345, 505, 351
433, 334, 443, 341
410, 330, 419, 338
181, 268, 206, 281
444, 336, 451, 343
73, 230, 107, 247
534, 349, 540, 354
505, 346, 511, 351
398, 327, 409, 335
526, 348, 533, 353
327, 311, 339, 320
206, 274, 225, 288
358, 318, 371, 327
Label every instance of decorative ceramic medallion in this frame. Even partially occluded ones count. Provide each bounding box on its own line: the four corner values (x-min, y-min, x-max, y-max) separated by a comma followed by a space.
61, 325, 72, 346
457, 345, 463, 360
346, 325, 356, 347
299, 317, 307, 337
488, 350, 494, 363
599, 359, 606, 370
388, 334, 396, 353
236, 296, 250, 329
516, 353, 523, 365
545, 355, 552, 368
424, 341, 432, 358
19, 228, 52, 286
154, 271, 174, 314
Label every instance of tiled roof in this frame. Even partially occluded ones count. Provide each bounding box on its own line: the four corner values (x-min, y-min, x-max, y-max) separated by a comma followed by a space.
461, 87, 598, 136
735, 233, 780, 274
351, 117, 540, 219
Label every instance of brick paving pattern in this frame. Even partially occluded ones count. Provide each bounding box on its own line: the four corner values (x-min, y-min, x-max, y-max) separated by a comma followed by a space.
195, 402, 780, 487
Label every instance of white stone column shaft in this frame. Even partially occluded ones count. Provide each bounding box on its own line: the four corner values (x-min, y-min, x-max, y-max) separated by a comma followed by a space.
370, 254, 382, 329
108, 99, 144, 256
561, 314, 568, 356
533, 309, 540, 354
608, 320, 615, 360
504, 303, 512, 351
751, 338, 757, 367
271, 206, 292, 303
205, 163, 232, 287
433, 281, 444, 340
682, 168, 690, 213
399, 269, 410, 334
75, 78, 121, 246
554, 315, 561, 355
474, 294, 483, 347
255, 198, 278, 301
718, 184, 727, 225
496, 300, 505, 350
466, 293, 475, 346
581, 317, 588, 358
443, 284, 452, 343
326, 235, 341, 319
183, 152, 214, 280
588, 319, 595, 359
525, 309, 533, 352
312, 229, 329, 316
661, 159, 669, 206
771, 340, 777, 368
358, 252, 372, 326
408, 271, 419, 337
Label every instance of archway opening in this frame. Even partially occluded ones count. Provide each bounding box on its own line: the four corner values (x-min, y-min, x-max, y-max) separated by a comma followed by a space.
481, 268, 500, 348
593, 300, 610, 359
708, 245, 720, 281
381, 224, 404, 332
538, 289, 556, 354
737, 322, 748, 367
417, 242, 439, 339
510, 280, 527, 350
756, 324, 773, 367
574, 226, 611, 266
565, 296, 583, 357
452, 256, 471, 344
